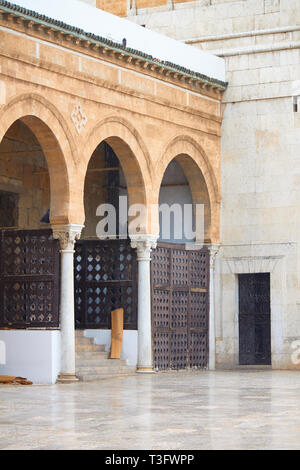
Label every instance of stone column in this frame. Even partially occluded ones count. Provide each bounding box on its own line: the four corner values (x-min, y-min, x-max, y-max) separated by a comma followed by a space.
53, 224, 84, 383
208, 244, 220, 371
167, 0, 174, 10
128, 0, 137, 15
130, 234, 158, 373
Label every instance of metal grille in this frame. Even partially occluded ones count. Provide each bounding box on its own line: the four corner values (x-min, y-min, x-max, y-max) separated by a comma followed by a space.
0, 229, 60, 328
151, 243, 209, 371
74, 239, 138, 329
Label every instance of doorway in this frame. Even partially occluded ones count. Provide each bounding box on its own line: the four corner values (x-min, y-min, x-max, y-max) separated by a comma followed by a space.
151, 243, 210, 370
238, 273, 271, 365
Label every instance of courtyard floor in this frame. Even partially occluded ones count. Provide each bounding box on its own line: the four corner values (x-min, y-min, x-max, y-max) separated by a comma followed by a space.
1, 370, 300, 450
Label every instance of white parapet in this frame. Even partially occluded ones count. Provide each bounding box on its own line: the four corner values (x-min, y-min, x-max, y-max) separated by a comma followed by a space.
0, 330, 61, 384
13, 0, 226, 82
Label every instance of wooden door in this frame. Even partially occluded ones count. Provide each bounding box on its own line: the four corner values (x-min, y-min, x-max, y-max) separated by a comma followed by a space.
239, 273, 271, 365
151, 243, 209, 371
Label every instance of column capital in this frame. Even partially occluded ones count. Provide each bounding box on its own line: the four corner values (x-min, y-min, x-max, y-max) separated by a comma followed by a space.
167, 0, 174, 11
130, 234, 158, 261
128, 0, 137, 15
52, 224, 84, 251
208, 243, 221, 269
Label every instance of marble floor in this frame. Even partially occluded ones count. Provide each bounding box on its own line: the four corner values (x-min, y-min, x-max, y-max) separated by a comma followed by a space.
1, 370, 300, 450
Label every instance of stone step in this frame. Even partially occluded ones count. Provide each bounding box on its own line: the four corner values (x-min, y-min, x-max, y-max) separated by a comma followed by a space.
76, 357, 127, 367
75, 343, 106, 352
74, 331, 135, 382
75, 350, 107, 359
76, 355, 108, 364
77, 369, 137, 382
76, 364, 133, 375
75, 336, 95, 345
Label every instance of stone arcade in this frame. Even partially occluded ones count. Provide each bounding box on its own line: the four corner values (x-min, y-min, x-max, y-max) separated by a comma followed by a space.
0, 0, 299, 384
0, 0, 225, 383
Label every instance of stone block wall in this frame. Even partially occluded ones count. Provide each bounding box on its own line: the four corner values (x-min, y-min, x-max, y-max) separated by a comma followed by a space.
81, 0, 195, 17
0, 121, 50, 230
96, 0, 127, 16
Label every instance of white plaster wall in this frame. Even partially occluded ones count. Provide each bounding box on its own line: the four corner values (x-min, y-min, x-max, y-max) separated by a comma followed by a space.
128, 0, 300, 369
0, 330, 61, 384
84, 329, 138, 366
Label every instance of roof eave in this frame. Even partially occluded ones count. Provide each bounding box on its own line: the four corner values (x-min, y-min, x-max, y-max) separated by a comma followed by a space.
0, 0, 228, 92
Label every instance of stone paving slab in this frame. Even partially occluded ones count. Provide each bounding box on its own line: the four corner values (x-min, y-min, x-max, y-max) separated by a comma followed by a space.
1, 370, 300, 450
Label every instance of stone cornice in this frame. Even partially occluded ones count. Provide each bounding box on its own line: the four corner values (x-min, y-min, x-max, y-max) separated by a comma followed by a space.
0, 51, 223, 133
0, 0, 228, 99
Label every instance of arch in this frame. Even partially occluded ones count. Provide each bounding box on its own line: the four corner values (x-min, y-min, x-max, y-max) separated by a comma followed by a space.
81, 116, 154, 234
155, 135, 221, 242
0, 94, 79, 225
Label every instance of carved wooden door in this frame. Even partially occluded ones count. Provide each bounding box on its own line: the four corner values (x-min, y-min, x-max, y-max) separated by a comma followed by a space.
151, 243, 209, 370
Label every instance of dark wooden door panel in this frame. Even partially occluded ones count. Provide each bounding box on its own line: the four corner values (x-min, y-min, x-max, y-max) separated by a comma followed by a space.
239, 273, 271, 366
152, 243, 209, 371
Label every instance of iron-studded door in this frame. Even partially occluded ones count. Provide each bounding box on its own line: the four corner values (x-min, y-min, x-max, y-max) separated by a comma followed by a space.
151, 243, 209, 371
239, 273, 271, 365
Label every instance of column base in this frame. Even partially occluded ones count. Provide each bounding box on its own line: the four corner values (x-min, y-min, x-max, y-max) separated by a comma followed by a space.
56, 374, 79, 384
136, 366, 156, 374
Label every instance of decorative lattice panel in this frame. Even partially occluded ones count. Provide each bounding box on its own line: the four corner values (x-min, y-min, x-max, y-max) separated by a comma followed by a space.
74, 239, 137, 329
151, 243, 209, 371
170, 331, 188, 370
190, 250, 209, 289
190, 292, 208, 330
171, 290, 188, 330
152, 289, 170, 329
172, 248, 189, 287
153, 331, 170, 371
189, 332, 208, 369
151, 245, 170, 287
0, 230, 60, 328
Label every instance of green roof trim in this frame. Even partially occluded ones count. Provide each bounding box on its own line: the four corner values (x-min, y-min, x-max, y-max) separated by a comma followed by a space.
0, 0, 228, 90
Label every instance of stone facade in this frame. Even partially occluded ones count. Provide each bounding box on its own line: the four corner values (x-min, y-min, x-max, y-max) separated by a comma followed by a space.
4, 0, 299, 377
0, 10, 223, 238
0, 1, 224, 382
121, 0, 300, 369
